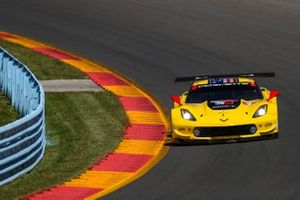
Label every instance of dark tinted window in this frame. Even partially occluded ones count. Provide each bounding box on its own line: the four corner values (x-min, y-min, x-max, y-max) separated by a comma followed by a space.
186, 84, 263, 103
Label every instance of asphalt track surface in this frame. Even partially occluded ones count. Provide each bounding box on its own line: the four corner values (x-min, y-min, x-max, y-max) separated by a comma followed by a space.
1, 0, 300, 199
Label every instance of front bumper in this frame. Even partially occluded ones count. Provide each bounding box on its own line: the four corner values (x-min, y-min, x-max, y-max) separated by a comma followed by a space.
173, 132, 279, 144
172, 123, 278, 142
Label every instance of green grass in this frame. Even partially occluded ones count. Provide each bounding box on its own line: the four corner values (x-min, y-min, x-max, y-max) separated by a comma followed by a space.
0, 92, 127, 199
0, 39, 87, 80
0, 39, 128, 199
0, 92, 19, 126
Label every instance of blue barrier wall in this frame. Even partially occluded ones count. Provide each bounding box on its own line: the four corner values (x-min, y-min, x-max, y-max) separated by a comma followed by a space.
0, 47, 46, 185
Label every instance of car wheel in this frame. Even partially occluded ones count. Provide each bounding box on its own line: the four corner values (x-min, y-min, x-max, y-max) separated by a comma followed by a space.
172, 138, 186, 145
272, 132, 279, 138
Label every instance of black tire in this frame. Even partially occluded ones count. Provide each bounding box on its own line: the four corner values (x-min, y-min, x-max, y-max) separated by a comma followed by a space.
272, 132, 279, 139
172, 138, 186, 145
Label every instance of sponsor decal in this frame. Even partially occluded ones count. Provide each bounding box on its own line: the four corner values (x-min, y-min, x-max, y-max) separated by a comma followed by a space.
208, 78, 238, 84
208, 99, 240, 110
210, 99, 239, 105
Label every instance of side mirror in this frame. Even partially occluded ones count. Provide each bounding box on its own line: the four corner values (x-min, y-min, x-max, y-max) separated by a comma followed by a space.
171, 95, 182, 106
267, 90, 280, 101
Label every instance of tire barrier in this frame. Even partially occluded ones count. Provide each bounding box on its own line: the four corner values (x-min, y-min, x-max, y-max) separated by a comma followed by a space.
0, 47, 46, 185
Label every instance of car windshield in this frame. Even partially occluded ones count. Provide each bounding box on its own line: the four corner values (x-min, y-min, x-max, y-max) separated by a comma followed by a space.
186, 84, 263, 103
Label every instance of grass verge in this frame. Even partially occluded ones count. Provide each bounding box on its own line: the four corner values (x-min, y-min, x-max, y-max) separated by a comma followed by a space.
0, 39, 127, 199
0, 92, 127, 199
0, 39, 86, 80
0, 92, 19, 126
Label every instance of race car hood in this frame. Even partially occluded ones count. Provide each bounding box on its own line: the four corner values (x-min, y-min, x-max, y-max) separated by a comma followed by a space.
181, 99, 266, 126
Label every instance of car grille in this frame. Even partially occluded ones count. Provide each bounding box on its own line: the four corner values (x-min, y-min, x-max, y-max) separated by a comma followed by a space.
195, 125, 256, 137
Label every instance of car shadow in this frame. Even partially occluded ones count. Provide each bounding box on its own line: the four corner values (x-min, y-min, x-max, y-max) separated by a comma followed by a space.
164, 133, 279, 146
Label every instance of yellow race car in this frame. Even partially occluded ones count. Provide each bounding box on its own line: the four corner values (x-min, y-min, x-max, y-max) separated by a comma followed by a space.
171, 72, 280, 143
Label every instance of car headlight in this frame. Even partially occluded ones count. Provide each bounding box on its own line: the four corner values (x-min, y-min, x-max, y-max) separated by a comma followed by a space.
181, 109, 196, 121
253, 105, 268, 118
